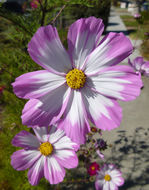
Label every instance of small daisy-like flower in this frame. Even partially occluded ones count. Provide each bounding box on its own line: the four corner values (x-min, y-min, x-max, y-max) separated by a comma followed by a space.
128, 57, 149, 76
95, 164, 124, 190
12, 17, 142, 144
88, 162, 100, 176
11, 126, 78, 185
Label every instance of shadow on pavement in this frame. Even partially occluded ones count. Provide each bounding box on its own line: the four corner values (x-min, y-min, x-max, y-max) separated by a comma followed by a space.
105, 29, 136, 36
107, 127, 149, 190
105, 30, 128, 35
108, 22, 120, 26
51, 127, 149, 190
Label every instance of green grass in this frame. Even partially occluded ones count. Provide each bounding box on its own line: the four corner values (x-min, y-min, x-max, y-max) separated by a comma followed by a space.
120, 15, 134, 19
120, 15, 138, 27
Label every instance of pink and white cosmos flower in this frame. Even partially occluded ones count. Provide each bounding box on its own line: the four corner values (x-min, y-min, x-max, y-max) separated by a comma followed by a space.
11, 126, 78, 185
95, 164, 124, 190
12, 17, 142, 144
128, 56, 149, 76
134, 13, 141, 19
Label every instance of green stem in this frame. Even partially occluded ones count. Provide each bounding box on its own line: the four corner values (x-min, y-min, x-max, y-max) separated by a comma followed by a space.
40, 0, 47, 26
133, 23, 140, 52
50, 5, 66, 25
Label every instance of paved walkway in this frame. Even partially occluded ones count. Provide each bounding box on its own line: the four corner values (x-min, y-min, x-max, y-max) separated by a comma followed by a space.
106, 7, 128, 35
101, 7, 149, 190
106, 7, 142, 63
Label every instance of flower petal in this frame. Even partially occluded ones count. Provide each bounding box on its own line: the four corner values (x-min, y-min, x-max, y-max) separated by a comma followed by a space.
67, 16, 104, 69
12, 70, 66, 99
87, 65, 142, 101
95, 179, 104, 190
44, 156, 65, 184
28, 25, 72, 74
109, 181, 118, 190
28, 156, 45, 186
142, 61, 149, 76
84, 32, 133, 75
53, 135, 77, 150
12, 131, 40, 148
48, 126, 65, 144
82, 86, 122, 131
54, 149, 78, 169
101, 164, 109, 173
49, 126, 79, 150
58, 90, 90, 144
112, 176, 124, 186
96, 149, 104, 160
33, 126, 48, 142
22, 85, 71, 127
11, 149, 41, 171
103, 182, 110, 190
109, 169, 122, 177
133, 57, 144, 71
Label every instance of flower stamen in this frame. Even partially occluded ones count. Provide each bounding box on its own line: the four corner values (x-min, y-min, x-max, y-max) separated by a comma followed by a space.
104, 174, 111, 181
66, 68, 86, 89
39, 142, 53, 156
91, 166, 96, 170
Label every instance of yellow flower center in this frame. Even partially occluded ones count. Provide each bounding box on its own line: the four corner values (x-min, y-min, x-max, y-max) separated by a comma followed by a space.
91, 166, 96, 170
66, 69, 86, 89
104, 174, 111, 181
39, 142, 53, 156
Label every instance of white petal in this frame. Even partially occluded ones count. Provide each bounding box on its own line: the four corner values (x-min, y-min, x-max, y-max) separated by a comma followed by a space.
44, 156, 65, 184
33, 126, 48, 142
12, 70, 66, 99
28, 155, 45, 185
58, 90, 90, 144
67, 17, 104, 69
28, 25, 72, 74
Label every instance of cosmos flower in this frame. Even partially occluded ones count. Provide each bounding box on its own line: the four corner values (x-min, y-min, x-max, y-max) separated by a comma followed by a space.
12, 17, 142, 144
30, 0, 39, 9
95, 164, 124, 190
88, 162, 100, 176
11, 126, 78, 185
128, 56, 149, 76
134, 13, 141, 19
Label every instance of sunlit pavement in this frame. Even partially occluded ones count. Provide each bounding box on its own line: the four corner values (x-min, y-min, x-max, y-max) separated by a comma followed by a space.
101, 6, 149, 190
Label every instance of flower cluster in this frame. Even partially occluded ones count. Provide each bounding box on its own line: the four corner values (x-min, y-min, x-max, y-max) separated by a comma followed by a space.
11, 17, 143, 189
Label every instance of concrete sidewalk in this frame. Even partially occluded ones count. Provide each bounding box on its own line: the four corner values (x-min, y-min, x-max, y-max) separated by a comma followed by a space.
106, 7, 142, 63
101, 7, 149, 190
106, 7, 128, 35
